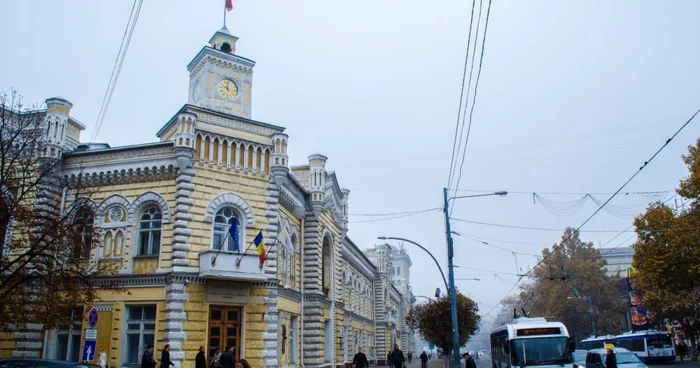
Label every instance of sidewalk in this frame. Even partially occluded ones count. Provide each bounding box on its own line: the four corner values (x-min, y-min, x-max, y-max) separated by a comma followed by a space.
374, 358, 445, 368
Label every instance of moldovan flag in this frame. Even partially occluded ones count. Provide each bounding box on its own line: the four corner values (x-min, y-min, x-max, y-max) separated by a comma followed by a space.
226, 0, 233, 11
278, 219, 294, 254
254, 231, 267, 265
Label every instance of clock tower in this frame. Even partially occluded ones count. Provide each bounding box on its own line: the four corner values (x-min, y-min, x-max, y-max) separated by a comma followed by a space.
187, 26, 255, 118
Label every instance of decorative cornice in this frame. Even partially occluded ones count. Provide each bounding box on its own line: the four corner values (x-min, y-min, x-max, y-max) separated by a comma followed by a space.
280, 185, 306, 218
251, 280, 279, 289
187, 47, 255, 75
345, 311, 373, 326
94, 304, 114, 312
303, 294, 332, 309
278, 287, 302, 302
204, 192, 256, 226
342, 240, 376, 281
92, 274, 168, 287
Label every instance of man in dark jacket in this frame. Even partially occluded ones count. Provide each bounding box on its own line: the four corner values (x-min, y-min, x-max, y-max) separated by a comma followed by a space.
389, 344, 405, 368
219, 346, 235, 368
420, 351, 428, 368
142, 345, 156, 368
352, 347, 369, 368
463, 352, 477, 368
195, 346, 207, 368
160, 344, 175, 368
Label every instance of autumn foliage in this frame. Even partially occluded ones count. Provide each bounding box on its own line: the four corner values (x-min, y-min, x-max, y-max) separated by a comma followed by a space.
631, 138, 700, 340
406, 292, 480, 355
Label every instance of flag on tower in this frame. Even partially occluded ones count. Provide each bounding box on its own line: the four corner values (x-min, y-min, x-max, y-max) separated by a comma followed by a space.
226, 0, 233, 11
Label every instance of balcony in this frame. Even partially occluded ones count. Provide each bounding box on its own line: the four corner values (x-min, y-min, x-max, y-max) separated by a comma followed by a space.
198, 251, 268, 281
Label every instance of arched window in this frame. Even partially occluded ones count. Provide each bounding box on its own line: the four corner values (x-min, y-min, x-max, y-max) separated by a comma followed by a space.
290, 234, 298, 289
103, 230, 124, 258
137, 206, 162, 256
101, 205, 126, 259
74, 207, 93, 259
212, 207, 241, 251
322, 236, 331, 298
279, 247, 288, 285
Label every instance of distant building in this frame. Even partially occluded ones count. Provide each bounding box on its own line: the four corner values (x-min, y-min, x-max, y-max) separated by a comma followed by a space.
364, 243, 414, 364
600, 247, 634, 277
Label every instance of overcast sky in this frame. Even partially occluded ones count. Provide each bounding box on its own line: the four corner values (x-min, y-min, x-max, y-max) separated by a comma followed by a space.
3, 0, 700, 325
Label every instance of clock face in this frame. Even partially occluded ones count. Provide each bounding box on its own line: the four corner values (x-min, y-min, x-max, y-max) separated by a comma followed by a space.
192, 81, 202, 103
217, 79, 238, 99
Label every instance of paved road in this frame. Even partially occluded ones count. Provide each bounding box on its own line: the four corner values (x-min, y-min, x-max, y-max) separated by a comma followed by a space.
377, 356, 700, 368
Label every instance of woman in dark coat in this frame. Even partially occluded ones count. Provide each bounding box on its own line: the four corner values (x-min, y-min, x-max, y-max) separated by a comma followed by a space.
605, 348, 617, 368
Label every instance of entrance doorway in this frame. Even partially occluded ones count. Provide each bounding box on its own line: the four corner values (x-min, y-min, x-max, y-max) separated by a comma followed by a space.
208, 306, 242, 360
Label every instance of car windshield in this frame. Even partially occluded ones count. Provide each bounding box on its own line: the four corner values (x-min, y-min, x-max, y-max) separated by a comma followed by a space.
615, 352, 641, 364
573, 352, 587, 361
510, 337, 573, 367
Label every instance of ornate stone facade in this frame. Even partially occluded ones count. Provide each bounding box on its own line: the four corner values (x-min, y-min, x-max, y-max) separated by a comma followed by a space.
0, 23, 418, 368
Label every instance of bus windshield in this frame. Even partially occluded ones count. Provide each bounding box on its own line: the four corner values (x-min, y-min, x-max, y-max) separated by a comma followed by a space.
510, 337, 572, 367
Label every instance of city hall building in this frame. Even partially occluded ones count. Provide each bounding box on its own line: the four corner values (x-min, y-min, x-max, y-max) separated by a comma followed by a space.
0, 26, 414, 368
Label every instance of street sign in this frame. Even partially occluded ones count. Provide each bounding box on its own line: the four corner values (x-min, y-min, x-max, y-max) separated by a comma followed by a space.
429, 342, 435, 350
88, 308, 99, 328
85, 328, 98, 340
83, 340, 96, 362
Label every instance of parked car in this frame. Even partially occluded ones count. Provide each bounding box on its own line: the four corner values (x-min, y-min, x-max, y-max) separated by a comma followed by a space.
573, 349, 588, 368
585, 348, 649, 368
0, 359, 101, 368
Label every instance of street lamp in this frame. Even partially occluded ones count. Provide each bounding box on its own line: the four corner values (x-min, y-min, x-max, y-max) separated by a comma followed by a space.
443, 188, 507, 368
415, 295, 437, 303
377, 236, 449, 293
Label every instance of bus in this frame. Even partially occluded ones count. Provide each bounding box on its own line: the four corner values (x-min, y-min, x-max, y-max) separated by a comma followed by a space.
490, 317, 574, 368
580, 335, 615, 350
614, 330, 675, 363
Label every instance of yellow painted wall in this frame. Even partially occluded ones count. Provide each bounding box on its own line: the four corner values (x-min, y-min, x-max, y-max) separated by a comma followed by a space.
0, 332, 15, 358
95, 286, 165, 301
243, 287, 268, 368
182, 284, 207, 368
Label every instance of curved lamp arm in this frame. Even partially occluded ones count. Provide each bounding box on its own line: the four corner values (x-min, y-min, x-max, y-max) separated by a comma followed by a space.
378, 236, 449, 293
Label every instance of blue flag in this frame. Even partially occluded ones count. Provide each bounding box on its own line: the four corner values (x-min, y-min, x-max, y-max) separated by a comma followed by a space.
228, 218, 240, 252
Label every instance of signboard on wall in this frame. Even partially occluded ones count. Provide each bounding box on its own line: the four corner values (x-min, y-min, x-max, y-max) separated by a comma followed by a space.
206, 282, 248, 304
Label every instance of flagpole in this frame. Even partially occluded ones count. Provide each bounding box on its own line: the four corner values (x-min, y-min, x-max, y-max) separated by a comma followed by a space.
235, 238, 258, 267
211, 231, 230, 266
223, 0, 227, 28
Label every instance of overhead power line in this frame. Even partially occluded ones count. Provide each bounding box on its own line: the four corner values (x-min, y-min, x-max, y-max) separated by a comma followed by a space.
485, 106, 700, 316
447, 0, 479, 190
451, 0, 494, 203
91, 0, 144, 142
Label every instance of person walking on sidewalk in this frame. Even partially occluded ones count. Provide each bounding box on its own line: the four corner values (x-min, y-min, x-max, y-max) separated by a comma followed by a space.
160, 345, 175, 368
195, 346, 206, 368
420, 351, 428, 368
389, 344, 405, 368
353, 347, 369, 368
463, 352, 476, 368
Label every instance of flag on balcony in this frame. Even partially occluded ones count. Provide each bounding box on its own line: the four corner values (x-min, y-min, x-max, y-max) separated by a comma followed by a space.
228, 217, 240, 252
254, 231, 267, 264
278, 219, 294, 253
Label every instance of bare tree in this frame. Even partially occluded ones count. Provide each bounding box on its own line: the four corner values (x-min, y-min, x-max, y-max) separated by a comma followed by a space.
0, 90, 121, 331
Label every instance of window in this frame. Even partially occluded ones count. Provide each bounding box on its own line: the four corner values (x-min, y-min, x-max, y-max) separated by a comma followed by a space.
289, 316, 298, 364
212, 207, 240, 252
74, 207, 94, 259
324, 320, 332, 363
50, 307, 83, 362
125, 306, 156, 365
322, 237, 331, 297
102, 206, 126, 258
137, 207, 162, 256
279, 247, 288, 285
290, 234, 298, 289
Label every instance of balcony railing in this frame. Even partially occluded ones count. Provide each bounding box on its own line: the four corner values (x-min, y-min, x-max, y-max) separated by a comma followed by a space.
199, 251, 268, 281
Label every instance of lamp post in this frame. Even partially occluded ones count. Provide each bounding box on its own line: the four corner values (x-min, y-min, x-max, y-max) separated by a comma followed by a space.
415, 295, 437, 303
444, 189, 507, 368
377, 236, 449, 293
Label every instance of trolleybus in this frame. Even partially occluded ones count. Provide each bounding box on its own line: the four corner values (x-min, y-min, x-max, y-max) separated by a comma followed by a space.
580, 335, 615, 350
490, 317, 574, 368
614, 330, 675, 363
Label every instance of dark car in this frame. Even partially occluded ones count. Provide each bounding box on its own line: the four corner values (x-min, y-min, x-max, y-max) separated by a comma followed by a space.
0, 359, 101, 368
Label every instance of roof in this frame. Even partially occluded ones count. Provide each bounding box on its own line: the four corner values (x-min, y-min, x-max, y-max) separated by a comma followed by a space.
63, 141, 173, 157
186, 46, 255, 70
157, 104, 285, 138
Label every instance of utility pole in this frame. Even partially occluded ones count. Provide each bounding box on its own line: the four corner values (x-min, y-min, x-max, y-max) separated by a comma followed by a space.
443, 187, 461, 368
587, 296, 596, 337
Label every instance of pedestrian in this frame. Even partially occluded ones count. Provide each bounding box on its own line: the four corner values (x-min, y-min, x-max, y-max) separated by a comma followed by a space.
677, 343, 685, 362
389, 344, 405, 368
408, 352, 412, 363
160, 344, 175, 368
142, 345, 157, 368
463, 352, 476, 368
235, 360, 251, 368
210, 349, 222, 368
352, 347, 369, 368
605, 348, 617, 368
195, 346, 206, 368
420, 351, 428, 368
220, 346, 235, 368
